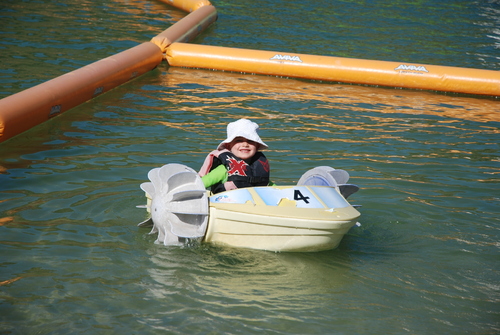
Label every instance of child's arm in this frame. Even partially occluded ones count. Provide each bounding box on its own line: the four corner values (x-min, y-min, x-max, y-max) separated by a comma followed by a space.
201, 164, 228, 188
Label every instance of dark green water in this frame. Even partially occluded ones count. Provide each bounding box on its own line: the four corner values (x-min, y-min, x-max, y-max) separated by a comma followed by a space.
1, 0, 499, 334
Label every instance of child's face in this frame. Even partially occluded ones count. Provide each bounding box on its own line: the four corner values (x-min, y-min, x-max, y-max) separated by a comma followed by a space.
228, 137, 258, 160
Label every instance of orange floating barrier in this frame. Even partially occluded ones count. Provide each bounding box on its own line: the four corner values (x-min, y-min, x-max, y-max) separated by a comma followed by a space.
166, 43, 500, 97
155, 0, 211, 13
151, 5, 217, 53
0, 42, 163, 143
0, 1, 218, 144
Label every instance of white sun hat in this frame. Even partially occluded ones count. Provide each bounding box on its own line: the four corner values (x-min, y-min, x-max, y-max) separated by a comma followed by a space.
217, 119, 268, 150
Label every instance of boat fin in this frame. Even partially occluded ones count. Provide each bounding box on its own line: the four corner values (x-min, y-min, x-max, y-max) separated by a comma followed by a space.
171, 189, 206, 202
338, 184, 359, 199
146, 168, 161, 193
140, 182, 155, 198
137, 217, 153, 227
167, 172, 199, 193
329, 169, 350, 185
298, 166, 352, 187
170, 212, 209, 238
298, 166, 339, 186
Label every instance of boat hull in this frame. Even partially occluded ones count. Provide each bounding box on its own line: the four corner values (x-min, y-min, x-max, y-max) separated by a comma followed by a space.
204, 186, 360, 252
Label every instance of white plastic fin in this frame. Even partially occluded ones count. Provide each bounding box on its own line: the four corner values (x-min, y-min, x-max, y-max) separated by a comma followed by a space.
163, 229, 182, 246
166, 172, 198, 193
170, 212, 209, 238
329, 169, 350, 185
147, 168, 161, 189
140, 182, 155, 198
298, 166, 351, 187
172, 190, 206, 202
137, 217, 153, 227
298, 166, 338, 187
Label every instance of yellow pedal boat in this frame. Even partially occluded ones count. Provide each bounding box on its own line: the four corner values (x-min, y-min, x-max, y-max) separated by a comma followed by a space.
138, 164, 361, 252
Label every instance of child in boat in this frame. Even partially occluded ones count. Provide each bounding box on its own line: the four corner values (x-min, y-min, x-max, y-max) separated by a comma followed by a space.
198, 118, 273, 193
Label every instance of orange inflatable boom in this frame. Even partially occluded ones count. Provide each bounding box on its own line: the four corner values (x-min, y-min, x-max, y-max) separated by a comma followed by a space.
0, 3, 217, 144
166, 43, 500, 97
151, 5, 217, 53
0, 42, 163, 143
155, 0, 211, 13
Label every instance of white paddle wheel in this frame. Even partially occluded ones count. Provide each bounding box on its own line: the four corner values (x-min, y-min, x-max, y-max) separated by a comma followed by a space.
138, 164, 208, 246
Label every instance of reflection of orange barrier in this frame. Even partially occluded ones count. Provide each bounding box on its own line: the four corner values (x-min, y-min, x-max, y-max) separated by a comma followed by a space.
155, 0, 211, 13
166, 43, 500, 97
160, 67, 500, 123
0, 42, 163, 143
151, 5, 217, 53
